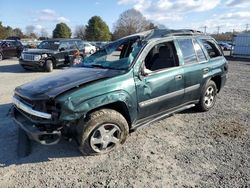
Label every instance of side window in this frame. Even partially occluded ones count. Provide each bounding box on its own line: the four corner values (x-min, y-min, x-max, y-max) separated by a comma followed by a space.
177, 39, 198, 64
144, 41, 179, 72
77, 41, 84, 49
193, 39, 207, 62
68, 41, 77, 49
59, 41, 68, 50
201, 39, 222, 58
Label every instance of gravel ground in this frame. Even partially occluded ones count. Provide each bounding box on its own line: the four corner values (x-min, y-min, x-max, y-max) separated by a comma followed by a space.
0, 58, 249, 187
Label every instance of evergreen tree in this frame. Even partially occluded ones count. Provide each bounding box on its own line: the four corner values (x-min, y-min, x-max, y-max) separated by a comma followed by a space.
53, 22, 71, 38
85, 16, 111, 41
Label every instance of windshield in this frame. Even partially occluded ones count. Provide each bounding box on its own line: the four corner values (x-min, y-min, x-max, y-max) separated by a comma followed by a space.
79, 37, 143, 70
37, 41, 60, 50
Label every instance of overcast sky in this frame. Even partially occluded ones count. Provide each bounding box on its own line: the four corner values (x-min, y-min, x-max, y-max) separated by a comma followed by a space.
0, 0, 250, 36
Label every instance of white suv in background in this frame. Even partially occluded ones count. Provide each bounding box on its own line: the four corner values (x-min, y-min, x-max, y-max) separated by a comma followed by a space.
83, 42, 96, 54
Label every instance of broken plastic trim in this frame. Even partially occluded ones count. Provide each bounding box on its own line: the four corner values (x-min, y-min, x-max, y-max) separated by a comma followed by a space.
12, 96, 52, 119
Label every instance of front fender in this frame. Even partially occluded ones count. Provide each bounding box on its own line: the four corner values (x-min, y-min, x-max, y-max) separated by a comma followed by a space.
59, 90, 137, 121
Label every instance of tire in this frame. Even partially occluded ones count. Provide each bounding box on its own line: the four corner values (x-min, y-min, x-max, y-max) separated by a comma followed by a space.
0, 52, 3, 61
197, 80, 217, 112
44, 60, 53, 72
90, 49, 94, 54
77, 109, 129, 155
17, 127, 31, 158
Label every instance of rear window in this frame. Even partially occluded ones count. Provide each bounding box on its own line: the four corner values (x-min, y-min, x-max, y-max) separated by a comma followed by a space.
201, 39, 222, 58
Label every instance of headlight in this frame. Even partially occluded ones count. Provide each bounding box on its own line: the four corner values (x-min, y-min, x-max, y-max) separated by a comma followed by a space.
34, 55, 41, 61
41, 54, 48, 58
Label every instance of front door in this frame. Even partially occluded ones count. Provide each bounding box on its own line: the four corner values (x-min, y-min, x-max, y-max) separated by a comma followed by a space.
134, 41, 184, 119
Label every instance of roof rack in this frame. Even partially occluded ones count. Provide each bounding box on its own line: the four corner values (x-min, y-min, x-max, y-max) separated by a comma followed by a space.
144, 29, 203, 40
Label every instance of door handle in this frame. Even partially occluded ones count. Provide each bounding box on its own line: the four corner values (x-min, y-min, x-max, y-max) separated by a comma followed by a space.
203, 68, 209, 74
175, 74, 183, 80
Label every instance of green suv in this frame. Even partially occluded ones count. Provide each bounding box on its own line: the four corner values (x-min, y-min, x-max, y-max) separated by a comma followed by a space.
12, 29, 228, 156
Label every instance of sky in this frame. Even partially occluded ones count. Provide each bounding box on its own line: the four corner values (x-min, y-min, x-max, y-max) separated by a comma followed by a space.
0, 0, 250, 37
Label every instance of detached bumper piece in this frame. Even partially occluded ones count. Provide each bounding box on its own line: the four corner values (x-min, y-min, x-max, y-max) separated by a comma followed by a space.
12, 107, 61, 145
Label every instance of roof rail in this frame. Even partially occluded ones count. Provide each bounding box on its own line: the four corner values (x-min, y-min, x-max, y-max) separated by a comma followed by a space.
162, 29, 203, 37
144, 29, 203, 40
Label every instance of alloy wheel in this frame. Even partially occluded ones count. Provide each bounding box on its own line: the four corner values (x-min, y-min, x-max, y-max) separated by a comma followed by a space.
90, 123, 121, 153
204, 86, 215, 108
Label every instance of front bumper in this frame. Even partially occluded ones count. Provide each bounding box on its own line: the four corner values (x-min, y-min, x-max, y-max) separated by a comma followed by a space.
12, 107, 62, 145
19, 59, 45, 70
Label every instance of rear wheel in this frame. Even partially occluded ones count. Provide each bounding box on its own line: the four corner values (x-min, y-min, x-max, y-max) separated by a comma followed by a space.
77, 109, 129, 155
197, 80, 217, 112
45, 60, 53, 72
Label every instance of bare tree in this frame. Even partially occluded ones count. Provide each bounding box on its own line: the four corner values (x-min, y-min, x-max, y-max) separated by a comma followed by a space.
40, 28, 49, 38
25, 25, 35, 35
113, 9, 155, 40
74, 25, 86, 39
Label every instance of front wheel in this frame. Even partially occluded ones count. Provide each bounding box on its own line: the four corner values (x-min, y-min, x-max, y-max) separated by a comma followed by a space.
77, 109, 129, 155
197, 80, 217, 112
44, 60, 53, 72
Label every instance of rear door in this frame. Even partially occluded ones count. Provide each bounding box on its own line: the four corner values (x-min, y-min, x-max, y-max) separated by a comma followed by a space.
57, 41, 69, 65
176, 38, 208, 103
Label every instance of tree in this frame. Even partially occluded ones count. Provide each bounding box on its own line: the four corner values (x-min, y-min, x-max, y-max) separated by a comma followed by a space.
74, 25, 86, 39
52, 22, 71, 38
25, 25, 35, 35
40, 28, 49, 38
85, 16, 111, 41
113, 9, 153, 40
12, 28, 24, 38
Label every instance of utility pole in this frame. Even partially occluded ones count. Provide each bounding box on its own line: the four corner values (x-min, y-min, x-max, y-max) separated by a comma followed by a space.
246, 24, 249, 32
203, 26, 207, 34
217, 26, 221, 35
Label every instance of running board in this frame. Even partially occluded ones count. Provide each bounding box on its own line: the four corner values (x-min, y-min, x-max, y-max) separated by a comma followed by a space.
132, 104, 195, 131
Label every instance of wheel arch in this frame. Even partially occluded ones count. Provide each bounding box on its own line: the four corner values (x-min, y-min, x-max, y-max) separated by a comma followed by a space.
85, 101, 132, 129
210, 75, 222, 93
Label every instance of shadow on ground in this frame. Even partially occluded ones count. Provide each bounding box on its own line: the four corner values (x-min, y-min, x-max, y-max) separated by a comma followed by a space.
0, 103, 82, 167
0, 63, 28, 73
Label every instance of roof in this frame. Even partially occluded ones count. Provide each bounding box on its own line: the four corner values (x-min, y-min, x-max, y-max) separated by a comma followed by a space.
43, 38, 82, 41
119, 29, 204, 42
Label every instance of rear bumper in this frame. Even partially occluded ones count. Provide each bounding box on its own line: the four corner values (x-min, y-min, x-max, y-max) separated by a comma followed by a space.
12, 107, 61, 145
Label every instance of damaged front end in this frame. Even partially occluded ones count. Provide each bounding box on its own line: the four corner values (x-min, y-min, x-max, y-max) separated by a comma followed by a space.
12, 94, 63, 145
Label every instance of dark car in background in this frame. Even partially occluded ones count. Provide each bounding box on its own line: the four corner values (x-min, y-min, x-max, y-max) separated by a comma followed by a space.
19, 39, 85, 72
218, 41, 232, 51
0, 40, 23, 61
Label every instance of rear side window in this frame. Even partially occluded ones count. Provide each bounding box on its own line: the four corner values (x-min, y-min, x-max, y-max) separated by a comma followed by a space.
177, 39, 198, 64
193, 39, 207, 62
201, 39, 222, 58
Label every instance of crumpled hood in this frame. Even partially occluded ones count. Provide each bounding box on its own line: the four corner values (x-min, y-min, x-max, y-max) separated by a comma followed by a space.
15, 67, 124, 100
22, 48, 56, 54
